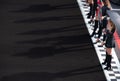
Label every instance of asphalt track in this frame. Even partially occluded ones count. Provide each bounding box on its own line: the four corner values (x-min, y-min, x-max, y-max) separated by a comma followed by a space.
0, 0, 106, 81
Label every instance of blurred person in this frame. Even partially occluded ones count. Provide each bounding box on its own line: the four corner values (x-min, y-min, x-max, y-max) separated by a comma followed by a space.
102, 19, 116, 70
90, 0, 103, 37
94, 0, 110, 43
88, 0, 98, 24
87, 0, 94, 18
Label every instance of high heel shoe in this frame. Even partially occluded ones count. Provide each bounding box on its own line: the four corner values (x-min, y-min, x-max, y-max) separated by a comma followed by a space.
104, 66, 111, 71
86, 13, 90, 15
87, 15, 91, 19
104, 55, 112, 71
102, 62, 106, 65
88, 20, 94, 24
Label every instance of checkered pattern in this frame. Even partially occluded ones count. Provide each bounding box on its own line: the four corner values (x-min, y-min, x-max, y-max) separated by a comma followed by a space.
77, 0, 120, 81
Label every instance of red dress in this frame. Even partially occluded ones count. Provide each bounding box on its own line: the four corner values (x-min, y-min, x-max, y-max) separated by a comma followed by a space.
96, 0, 102, 17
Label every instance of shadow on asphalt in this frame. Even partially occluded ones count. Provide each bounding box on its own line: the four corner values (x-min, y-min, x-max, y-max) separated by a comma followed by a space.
0, 0, 106, 81
0, 64, 103, 81
11, 3, 78, 13
13, 15, 82, 23
16, 24, 85, 35
13, 34, 93, 59
10, 3, 82, 23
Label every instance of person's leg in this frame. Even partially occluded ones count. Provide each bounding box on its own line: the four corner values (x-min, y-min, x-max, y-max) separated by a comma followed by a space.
106, 48, 112, 55
98, 19, 108, 46
95, 21, 103, 42
98, 34, 106, 47
91, 4, 97, 19
88, 3, 95, 23
105, 54, 112, 70
102, 51, 109, 65
91, 20, 98, 37
104, 48, 112, 70
97, 21, 103, 38
87, 3, 93, 18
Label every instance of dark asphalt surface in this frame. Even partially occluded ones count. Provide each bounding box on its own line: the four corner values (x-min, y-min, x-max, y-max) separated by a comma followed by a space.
0, 0, 106, 81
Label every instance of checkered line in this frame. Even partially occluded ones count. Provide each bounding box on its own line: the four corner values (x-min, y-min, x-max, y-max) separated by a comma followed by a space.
77, 0, 120, 81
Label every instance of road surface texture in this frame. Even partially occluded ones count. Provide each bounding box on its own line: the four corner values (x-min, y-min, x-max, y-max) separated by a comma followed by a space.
0, 0, 106, 81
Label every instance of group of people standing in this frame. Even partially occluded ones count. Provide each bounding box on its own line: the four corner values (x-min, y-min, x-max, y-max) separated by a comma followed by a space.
86, 0, 116, 70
